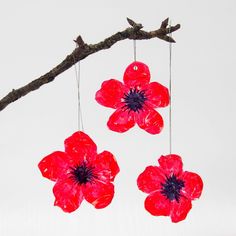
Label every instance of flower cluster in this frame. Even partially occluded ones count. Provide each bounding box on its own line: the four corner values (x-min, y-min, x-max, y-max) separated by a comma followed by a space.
38, 61, 203, 223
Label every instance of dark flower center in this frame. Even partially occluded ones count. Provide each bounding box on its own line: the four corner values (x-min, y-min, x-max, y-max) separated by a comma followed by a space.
70, 162, 97, 185
161, 175, 185, 202
123, 88, 147, 112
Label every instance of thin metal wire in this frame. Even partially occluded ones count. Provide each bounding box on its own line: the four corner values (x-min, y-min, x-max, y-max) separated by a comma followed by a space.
133, 40, 137, 61
73, 50, 84, 131
168, 21, 172, 155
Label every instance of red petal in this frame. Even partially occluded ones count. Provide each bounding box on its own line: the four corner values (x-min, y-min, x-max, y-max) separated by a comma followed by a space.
181, 171, 203, 200
83, 181, 114, 209
145, 191, 171, 216
107, 109, 135, 133
95, 79, 126, 109
94, 151, 120, 182
123, 61, 150, 89
158, 154, 183, 176
64, 131, 97, 164
38, 151, 70, 181
145, 82, 169, 108
137, 166, 165, 193
170, 197, 192, 223
136, 108, 163, 134
53, 178, 84, 213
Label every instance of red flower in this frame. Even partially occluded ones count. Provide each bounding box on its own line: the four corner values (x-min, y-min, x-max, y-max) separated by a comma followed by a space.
137, 154, 203, 222
95, 61, 169, 134
38, 131, 120, 213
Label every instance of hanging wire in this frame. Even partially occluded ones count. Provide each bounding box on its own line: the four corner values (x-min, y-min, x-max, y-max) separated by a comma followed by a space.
133, 39, 137, 61
168, 21, 173, 155
73, 48, 84, 131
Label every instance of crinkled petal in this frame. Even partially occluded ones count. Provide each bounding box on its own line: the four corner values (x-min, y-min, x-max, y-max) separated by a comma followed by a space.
170, 197, 192, 223
181, 171, 203, 200
94, 151, 120, 182
107, 109, 135, 133
136, 108, 163, 134
145, 82, 169, 108
38, 151, 70, 181
95, 79, 126, 109
53, 178, 84, 213
145, 191, 171, 217
137, 166, 165, 194
123, 61, 150, 89
83, 181, 114, 209
64, 131, 97, 164
158, 154, 183, 176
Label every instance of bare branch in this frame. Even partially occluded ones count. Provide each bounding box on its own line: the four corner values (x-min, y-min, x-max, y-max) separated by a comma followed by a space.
0, 18, 180, 112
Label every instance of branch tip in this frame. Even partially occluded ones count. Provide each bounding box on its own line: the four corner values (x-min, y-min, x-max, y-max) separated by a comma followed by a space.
74, 35, 85, 47
126, 17, 143, 30
127, 17, 136, 26
175, 24, 181, 30
167, 24, 181, 34
167, 36, 176, 43
161, 18, 169, 28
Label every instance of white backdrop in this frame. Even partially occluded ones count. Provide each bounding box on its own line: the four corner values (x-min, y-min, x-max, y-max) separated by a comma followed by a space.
0, 0, 235, 235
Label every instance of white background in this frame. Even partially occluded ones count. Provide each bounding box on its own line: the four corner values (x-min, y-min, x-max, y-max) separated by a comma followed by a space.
0, 0, 235, 235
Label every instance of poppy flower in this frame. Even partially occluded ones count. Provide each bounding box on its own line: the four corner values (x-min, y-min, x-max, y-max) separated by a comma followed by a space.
38, 131, 120, 213
137, 154, 203, 222
95, 61, 169, 134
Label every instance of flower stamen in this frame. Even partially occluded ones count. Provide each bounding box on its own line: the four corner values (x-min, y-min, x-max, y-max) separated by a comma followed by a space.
161, 174, 185, 202
123, 88, 147, 112
70, 162, 97, 185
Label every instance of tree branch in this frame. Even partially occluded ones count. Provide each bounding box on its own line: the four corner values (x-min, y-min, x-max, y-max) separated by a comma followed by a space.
0, 18, 180, 112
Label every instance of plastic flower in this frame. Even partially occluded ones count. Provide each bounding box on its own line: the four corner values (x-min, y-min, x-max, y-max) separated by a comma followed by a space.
95, 61, 169, 134
137, 154, 203, 223
38, 131, 120, 213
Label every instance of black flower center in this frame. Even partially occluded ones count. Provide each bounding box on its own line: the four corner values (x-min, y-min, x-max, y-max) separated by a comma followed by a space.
123, 88, 147, 112
70, 162, 97, 185
161, 175, 185, 202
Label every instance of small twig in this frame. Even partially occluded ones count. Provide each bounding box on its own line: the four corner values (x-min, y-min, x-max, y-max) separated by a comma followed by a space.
74, 35, 87, 48
161, 18, 169, 29
0, 18, 180, 112
126, 17, 143, 30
